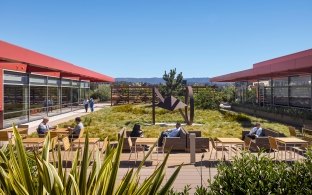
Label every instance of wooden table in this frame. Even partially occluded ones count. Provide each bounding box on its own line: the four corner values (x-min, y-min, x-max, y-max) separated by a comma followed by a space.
52, 128, 70, 134
276, 137, 308, 160
3, 128, 28, 139
135, 138, 158, 160
217, 138, 244, 160
22, 138, 46, 150
5, 128, 28, 133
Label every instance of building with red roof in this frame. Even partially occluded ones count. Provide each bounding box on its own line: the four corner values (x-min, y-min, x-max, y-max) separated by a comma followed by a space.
211, 49, 312, 110
0, 40, 114, 128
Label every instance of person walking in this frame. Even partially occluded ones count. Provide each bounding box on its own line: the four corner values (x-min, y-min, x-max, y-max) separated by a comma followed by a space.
89, 98, 94, 112
83, 98, 89, 112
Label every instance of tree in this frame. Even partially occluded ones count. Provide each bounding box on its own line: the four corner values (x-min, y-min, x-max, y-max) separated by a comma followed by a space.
161, 68, 184, 96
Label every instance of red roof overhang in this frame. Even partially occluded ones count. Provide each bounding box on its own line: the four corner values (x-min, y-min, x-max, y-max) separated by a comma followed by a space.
211, 49, 312, 82
0, 40, 114, 82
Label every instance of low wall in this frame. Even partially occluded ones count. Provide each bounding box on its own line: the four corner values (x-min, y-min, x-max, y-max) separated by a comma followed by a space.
231, 105, 312, 127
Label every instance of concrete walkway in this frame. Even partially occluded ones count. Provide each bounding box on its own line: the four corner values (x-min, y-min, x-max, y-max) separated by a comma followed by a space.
25, 103, 110, 134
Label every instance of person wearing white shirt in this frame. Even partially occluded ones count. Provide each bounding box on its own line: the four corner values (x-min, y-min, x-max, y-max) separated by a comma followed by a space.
83, 98, 89, 112
158, 122, 181, 146
246, 123, 263, 139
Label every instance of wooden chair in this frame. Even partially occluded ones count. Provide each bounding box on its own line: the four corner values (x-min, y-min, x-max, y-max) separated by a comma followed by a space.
243, 137, 252, 151
100, 137, 109, 159
0, 131, 9, 147
17, 125, 29, 138
268, 136, 282, 160
128, 136, 145, 163
152, 137, 166, 161
209, 138, 229, 160
289, 126, 303, 138
69, 128, 84, 141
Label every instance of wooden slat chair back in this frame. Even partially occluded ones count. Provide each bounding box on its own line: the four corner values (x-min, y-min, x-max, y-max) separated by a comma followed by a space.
127, 136, 145, 162
244, 137, 252, 151
62, 136, 71, 151
17, 125, 29, 137
268, 136, 281, 160
128, 136, 133, 148
268, 136, 278, 151
0, 131, 9, 141
288, 126, 297, 137
102, 137, 108, 153
78, 128, 84, 138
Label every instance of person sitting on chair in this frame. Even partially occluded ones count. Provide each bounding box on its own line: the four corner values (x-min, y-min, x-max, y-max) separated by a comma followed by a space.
68, 117, 84, 139
158, 122, 181, 146
130, 124, 149, 150
246, 123, 263, 139
37, 117, 57, 136
130, 124, 143, 137
37, 117, 50, 136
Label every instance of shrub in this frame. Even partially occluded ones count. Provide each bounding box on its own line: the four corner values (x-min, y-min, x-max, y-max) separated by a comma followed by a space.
195, 88, 224, 109
208, 151, 312, 194
90, 84, 111, 101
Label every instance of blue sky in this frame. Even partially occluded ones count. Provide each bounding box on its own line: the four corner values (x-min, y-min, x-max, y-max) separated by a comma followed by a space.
1, 0, 312, 78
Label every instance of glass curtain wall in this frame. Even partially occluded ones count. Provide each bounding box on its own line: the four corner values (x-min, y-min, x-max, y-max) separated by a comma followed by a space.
2, 71, 91, 128
3, 72, 28, 127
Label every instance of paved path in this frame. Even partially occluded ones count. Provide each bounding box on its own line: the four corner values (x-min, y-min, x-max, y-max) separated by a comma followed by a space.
25, 103, 110, 134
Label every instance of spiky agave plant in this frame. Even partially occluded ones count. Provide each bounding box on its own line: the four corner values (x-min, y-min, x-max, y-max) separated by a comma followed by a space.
0, 125, 181, 195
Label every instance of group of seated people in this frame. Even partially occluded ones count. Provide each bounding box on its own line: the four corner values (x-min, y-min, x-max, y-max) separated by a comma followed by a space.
130, 122, 182, 147
37, 117, 84, 139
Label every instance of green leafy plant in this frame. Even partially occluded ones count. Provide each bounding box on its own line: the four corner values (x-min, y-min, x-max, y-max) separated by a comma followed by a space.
0, 126, 182, 194
194, 88, 223, 109
90, 84, 111, 101
208, 151, 312, 194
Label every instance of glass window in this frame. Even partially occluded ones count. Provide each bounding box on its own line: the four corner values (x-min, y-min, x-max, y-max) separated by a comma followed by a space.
48, 78, 60, 86
62, 79, 71, 86
273, 77, 288, 87
29, 86, 47, 121
290, 75, 311, 86
273, 87, 288, 106
61, 87, 72, 113
3, 85, 29, 127
29, 76, 47, 85
4, 71, 28, 84
48, 87, 61, 116
289, 75, 311, 108
72, 81, 79, 87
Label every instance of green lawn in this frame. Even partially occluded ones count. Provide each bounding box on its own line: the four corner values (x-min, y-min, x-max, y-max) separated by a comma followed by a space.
58, 104, 290, 141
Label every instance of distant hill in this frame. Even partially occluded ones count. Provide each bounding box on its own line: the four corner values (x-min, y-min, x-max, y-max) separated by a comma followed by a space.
116, 77, 212, 85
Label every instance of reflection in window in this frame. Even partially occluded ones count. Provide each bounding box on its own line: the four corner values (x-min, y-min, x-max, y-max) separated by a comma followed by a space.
4, 85, 28, 121
61, 87, 72, 113
289, 75, 311, 108
29, 86, 47, 120
62, 87, 71, 104
73, 88, 79, 103
48, 87, 61, 115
